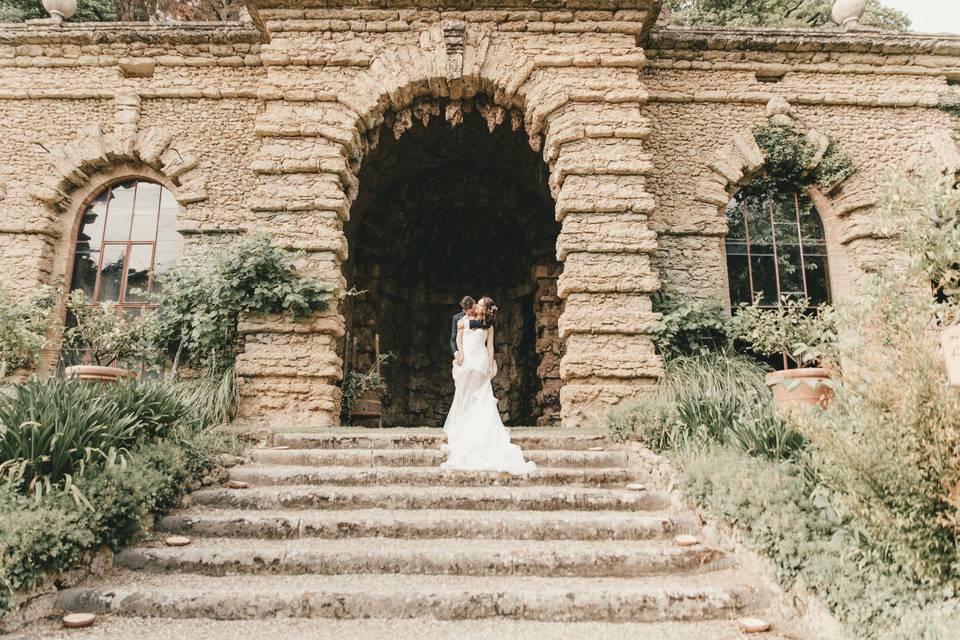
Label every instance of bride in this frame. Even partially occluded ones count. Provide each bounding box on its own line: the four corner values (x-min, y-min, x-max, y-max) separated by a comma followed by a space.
441, 296, 536, 474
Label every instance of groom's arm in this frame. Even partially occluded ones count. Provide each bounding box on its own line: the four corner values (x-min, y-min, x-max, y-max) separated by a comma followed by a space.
450, 313, 459, 356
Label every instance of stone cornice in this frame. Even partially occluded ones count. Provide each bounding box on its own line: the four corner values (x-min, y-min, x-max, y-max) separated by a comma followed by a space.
648, 26, 960, 57
0, 22, 263, 46
246, 0, 659, 9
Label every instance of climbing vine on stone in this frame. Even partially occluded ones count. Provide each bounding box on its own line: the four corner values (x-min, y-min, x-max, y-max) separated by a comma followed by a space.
744, 123, 854, 200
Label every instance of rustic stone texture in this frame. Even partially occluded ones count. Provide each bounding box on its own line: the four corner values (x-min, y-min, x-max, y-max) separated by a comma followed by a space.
0, 4, 957, 427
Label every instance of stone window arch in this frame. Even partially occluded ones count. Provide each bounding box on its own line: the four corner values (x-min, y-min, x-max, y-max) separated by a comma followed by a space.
724, 189, 831, 308
69, 178, 182, 309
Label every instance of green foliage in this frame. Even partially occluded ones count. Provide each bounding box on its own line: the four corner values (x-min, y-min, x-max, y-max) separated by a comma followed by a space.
340, 353, 392, 425
0, 287, 52, 381
650, 291, 731, 360
62, 289, 159, 368
663, 0, 910, 31
151, 234, 334, 371
608, 354, 803, 461
168, 364, 239, 428
744, 123, 854, 199
0, 378, 191, 499
937, 89, 960, 121
0, 434, 218, 619
0, 0, 116, 22
730, 295, 838, 367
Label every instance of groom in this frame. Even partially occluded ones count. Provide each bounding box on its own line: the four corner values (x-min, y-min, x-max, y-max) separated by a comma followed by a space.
451, 296, 476, 366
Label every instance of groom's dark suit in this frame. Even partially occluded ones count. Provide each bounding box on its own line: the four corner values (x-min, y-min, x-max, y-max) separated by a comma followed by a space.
450, 310, 465, 356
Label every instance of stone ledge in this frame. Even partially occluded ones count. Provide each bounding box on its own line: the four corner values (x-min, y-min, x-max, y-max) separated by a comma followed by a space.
649, 26, 960, 58
0, 22, 263, 46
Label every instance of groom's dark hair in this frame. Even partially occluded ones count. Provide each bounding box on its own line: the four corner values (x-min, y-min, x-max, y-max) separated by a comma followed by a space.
460, 296, 475, 310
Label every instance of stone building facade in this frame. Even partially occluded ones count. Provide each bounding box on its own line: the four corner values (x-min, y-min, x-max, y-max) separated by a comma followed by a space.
0, 1, 958, 427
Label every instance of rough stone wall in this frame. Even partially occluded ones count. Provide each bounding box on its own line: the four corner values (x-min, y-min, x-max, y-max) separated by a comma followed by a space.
0, 6, 958, 427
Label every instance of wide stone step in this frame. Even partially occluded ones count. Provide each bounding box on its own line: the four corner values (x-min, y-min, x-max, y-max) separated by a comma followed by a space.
10, 617, 796, 640
157, 508, 699, 541
56, 571, 767, 623
250, 448, 628, 468
228, 464, 646, 488
115, 537, 732, 578
189, 484, 669, 512
269, 430, 610, 451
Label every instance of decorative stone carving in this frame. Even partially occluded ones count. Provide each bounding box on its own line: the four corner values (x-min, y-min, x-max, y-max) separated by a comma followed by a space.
441, 19, 466, 80
832, 0, 866, 28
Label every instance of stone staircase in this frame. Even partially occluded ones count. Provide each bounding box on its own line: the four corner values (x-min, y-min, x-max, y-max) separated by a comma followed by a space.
45, 428, 801, 639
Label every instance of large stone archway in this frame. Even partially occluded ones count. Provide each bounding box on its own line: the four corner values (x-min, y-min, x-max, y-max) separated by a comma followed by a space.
235, 2, 664, 427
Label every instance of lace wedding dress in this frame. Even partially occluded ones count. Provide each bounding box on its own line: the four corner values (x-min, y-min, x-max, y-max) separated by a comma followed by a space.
441, 320, 536, 474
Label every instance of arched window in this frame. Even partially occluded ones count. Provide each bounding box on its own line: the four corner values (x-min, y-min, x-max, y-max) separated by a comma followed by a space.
70, 179, 181, 309
725, 191, 830, 307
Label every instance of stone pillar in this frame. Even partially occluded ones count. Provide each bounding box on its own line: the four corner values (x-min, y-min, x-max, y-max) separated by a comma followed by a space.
235, 98, 352, 427
545, 101, 664, 427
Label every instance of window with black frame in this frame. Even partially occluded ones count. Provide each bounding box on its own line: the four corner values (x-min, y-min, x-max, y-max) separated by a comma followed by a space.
69, 179, 182, 312
725, 190, 831, 309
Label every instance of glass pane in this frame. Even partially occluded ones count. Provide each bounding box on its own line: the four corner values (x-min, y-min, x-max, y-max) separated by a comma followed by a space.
725, 240, 750, 256
745, 195, 773, 243
153, 238, 181, 277
804, 255, 831, 305
750, 254, 779, 305
97, 244, 127, 302
103, 181, 136, 241
124, 244, 153, 303
70, 251, 99, 297
726, 254, 752, 306
776, 243, 806, 299
130, 182, 162, 241
77, 190, 109, 252
798, 195, 825, 242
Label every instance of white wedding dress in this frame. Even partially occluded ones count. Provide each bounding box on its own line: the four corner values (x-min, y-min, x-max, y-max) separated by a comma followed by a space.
441, 319, 536, 474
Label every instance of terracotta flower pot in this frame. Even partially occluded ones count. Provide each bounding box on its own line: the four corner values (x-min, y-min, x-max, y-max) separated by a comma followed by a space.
64, 365, 135, 384
765, 368, 833, 410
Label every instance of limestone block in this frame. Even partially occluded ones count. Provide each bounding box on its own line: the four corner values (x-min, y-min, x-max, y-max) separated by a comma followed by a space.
560, 379, 655, 427
238, 309, 345, 338
556, 174, 656, 220
552, 138, 654, 193
560, 333, 662, 381
557, 212, 657, 259
236, 377, 340, 427
558, 292, 660, 338
235, 332, 342, 380
558, 252, 660, 297
248, 209, 348, 260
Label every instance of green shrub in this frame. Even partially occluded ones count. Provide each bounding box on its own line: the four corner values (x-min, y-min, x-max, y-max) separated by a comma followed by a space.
0, 378, 195, 498
0, 287, 53, 381
650, 291, 731, 360
0, 435, 219, 619
608, 354, 804, 461
151, 234, 335, 371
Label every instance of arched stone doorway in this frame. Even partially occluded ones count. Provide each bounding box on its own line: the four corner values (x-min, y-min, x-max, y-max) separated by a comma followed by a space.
343, 98, 563, 426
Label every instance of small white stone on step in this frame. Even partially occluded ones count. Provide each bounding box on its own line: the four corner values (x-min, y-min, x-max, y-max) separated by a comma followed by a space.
673, 534, 700, 547
737, 617, 771, 633
271, 445, 290, 450
227, 480, 250, 489
62, 613, 96, 629
588, 446, 604, 451
625, 483, 646, 491
164, 536, 192, 547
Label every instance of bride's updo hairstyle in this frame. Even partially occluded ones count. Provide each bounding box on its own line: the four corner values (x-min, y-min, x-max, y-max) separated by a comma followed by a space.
479, 296, 498, 326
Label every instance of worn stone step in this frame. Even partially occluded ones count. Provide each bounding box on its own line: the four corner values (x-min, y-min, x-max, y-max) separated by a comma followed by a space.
56, 571, 767, 623
189, 484, 670, 512
228, 464, 646, 488
250, 448, 628, 468
268, 431, 611, 451
157, 508, 699, 541
115, 537, 732, 578
11, 617, 797, 640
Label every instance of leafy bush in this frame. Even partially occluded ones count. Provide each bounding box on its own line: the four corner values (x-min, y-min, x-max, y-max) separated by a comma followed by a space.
650, 291, 731, 360
62, 289, 159, 368
151, 233, 335, 371
608, 354, 804, 461
0, 378, 193, 498
731, 295, 838, 368
745, 123, 854, 198
168, 364, 239, 428
0, 434, 219, 619
0, 287, 53, 380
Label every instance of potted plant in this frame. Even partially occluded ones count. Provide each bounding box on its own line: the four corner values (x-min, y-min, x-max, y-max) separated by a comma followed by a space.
61, 290, 157, 384
340, 352, 392, 426
732, 295, 838, 409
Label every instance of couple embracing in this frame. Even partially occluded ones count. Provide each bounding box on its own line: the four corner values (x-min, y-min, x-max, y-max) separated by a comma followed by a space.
440, 296, 536, 475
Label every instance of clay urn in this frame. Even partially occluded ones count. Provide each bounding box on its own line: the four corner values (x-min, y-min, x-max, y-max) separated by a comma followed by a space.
765, 368, 834, 410
64, 365, 135, 385
831, 0, 866, 27
42, 0, 77, 21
